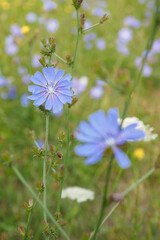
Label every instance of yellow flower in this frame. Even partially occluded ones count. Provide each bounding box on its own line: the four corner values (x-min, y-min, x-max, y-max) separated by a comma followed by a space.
21, 25, 30, 35
1, 1, 10, 10
133, 148, 145, 161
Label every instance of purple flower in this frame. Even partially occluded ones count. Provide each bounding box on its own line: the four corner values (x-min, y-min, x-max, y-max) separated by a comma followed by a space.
73, 76, 88, 95
96, 38, 106, 50
10, 24, 23, 37
46, 19, 59, 33
26, 12, 37, 23
21, 93, 30, 107
5, 44, 19, 56
123, 16, 141, 28
8, 86, 17, 99
0, 76, 10, 87
28, 67, 73, 114
90, 86, 104, 99
43, 0, 57, 11
75, 108, 145, 168
32, 54, 41, 68
118, 28, 133, 43
22, 74, 31, 85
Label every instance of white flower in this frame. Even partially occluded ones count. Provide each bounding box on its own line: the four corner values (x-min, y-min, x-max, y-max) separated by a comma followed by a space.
62, 186, 95, 203
119, 117, 158, 142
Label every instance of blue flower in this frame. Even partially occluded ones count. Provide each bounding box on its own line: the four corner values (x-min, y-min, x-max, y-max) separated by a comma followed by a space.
28, 67, 73, 114
75, 108, 145, 169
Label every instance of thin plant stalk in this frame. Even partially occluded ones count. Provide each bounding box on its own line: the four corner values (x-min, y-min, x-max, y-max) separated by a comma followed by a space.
83, 23, 100, 32
89, 157, 113, 240
56, 9, 80, 212
120, 0, 159, 126
100, 168, 155, 229
12, 165, 70, 240
54, 53, 67, 64
43, 114, 49, 222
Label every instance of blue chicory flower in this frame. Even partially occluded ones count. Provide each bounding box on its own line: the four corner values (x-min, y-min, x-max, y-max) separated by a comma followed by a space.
75, 108, 145, 169
28, 67, 73, 114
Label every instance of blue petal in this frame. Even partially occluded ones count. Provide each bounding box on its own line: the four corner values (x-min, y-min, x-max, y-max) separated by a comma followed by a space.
75, 132, 97, 143
88, 110, 109, 136
31, 71, 47, 86
61, 73, 72, 82
28, 92, 45, 100
78, 121, 102, 139
56, 93, 72, 104
42, 67, 55, 84
28, 85, 45, 93
33, 93, 48, 107
52, 95, 63, 113
113, 146, 131, 169
85, 150, 104, 165
45, 95, 53, 110
54, 70, 65, 85
75, 144, 100, 157
56, 80, 73, 88
117, 124, 145, 145
107, 108, 119, 136
56, 89, 73, 96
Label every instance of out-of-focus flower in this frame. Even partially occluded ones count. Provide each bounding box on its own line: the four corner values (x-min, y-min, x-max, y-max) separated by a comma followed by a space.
32, 54, 41, 68
10, 24, 23, 37
62, 186, 95, 203
90, 86, 104, 99
18, 66, 27, 75
5, 35, 14, 45
8, 86, 17, 99
92, 8, 105, 17
26, 12, 37, 23
123, 16, 141, 28
119, 117, 158, 142
133, 148, 145, 160
22, 74, 31, 85
116, 39, 129, 55
21, 25, 30, 34
0, 76, 10, 87
73, 76, 88, 95
28, 67, 73, 114
46, 19, 59, 33
21, 93, 30, 107
152, 39, 160, 54
134, 57, 152, 77
96, 38, 106, 50
118, 28, 133, 43
75, 108, 144, 168
43, 0, 57, 11
5, 44, 19, 56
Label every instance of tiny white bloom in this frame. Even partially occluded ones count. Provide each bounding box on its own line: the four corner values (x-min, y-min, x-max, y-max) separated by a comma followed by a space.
62, 186, 95, 203
119, 117, 158, 142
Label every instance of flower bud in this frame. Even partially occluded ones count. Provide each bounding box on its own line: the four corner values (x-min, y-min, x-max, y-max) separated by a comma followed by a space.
17, 226, 25, 236
72, 0, 83, 10
36, 182, 44, 192
80, 13, 85, 31
69, 97, 78, 108
100, 13, 110, 24
66, 55, 73, 66
39, 57, 46, 67
56, 152, 63, 159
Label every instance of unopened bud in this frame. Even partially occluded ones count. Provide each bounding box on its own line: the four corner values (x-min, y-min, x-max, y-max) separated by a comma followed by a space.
72, 0, 83, 10
17, 226, 25, 236
39, 57, 46, 67
69, 97, 78, 108
100, 13, 110, 24
66, 55, 73, 66
49, 37, 55, 45
80, 13, 85, 30
41, 38, 47, 47
36, 182, 44, 192
109, 193, 124, 203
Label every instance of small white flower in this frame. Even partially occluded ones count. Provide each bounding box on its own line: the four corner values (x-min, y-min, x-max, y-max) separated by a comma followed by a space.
119, 117, 158, 142
62, 186, 95, 203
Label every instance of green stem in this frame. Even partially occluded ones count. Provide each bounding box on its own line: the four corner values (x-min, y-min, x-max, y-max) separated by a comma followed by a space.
24, 210, 32, 240
120, 2, 159, 126
43, 114, 49, 222
83, 23, 100, 32
12, 165, 70, 240
89, 157, 113, 240
56, 8, 80, 213
100, 168, 155, 229
54, 53, 67, 64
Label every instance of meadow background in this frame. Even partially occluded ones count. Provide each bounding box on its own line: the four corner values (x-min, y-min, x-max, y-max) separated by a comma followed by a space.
0, 0, 160, 239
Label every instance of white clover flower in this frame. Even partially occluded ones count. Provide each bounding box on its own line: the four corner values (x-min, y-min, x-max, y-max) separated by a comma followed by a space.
119, 117, 158, 142
62, 186, 95, 203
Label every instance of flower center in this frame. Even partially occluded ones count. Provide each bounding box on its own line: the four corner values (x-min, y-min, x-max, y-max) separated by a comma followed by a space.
48, 86, 54, 94
105, 137, 115, 147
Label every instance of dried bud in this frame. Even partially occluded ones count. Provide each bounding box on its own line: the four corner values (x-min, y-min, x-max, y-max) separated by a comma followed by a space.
60, 220, 67, 227
69, 97, 78, 108
109, 193, 124, 203
100, 13, 110, 24
66, 55, 73, 66
54, 212, 62, 218
80, 13, 85, 30
36, 182, 44, 192
60, 164, 64, 177
17, 226, 25, 236
56, 152, 63, 159
39, 57, 46, 67
52, 171, 59, 181
72, 0, 83, 9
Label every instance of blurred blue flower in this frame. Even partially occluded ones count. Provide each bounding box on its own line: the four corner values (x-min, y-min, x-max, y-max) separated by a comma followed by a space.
22, 74, 31, 85
90, 86, 104, 99
123, 16, 141, 28
32, 54, 41, 68
73, 76, 88, 95
75, 108, 145, 168
0, 76, 10, 87
118, 28, 133, 43
26, 12, 37, 23
18, 66, 28, 75
46, 19, 59, 33
8, 86, 17, 99
21, 93, 30, 107
10, 24, 23, 37
28, 67, 73, 114
96, 38, 106, 50
43, 0, 57, 11
5, 44, 19, 56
